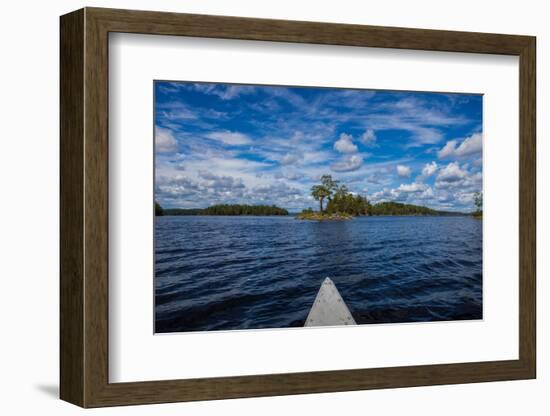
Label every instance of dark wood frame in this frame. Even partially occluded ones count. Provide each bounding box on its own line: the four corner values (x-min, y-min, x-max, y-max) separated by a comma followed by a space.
60, 7, 536, 408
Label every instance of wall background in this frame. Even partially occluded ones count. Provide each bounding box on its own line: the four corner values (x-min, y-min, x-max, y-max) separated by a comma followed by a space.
0, 0, 545, 414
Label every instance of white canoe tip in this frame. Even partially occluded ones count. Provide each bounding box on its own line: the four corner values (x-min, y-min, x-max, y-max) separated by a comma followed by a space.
305, 277, 357, 327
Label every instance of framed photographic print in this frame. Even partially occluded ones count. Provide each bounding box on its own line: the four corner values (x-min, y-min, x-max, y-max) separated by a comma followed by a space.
152, 81, 485, 333
60, 7, 536, 407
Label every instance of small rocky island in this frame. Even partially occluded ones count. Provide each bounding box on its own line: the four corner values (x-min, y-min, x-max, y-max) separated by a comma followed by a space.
296, 175, 368, 221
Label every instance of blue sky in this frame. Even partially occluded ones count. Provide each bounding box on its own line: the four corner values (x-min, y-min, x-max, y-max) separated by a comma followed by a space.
154, 81, 482, 212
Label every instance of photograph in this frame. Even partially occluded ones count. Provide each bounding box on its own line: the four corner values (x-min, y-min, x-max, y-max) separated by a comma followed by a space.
153, 81, 483, 333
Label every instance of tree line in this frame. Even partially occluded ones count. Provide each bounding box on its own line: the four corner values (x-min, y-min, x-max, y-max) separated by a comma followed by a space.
156, 203, 288, 216
303, 198, 441, 217
369, 201, 438, 216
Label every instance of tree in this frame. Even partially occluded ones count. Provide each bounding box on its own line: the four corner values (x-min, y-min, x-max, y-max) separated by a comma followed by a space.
311, 175, 339, 212
311, 184, 331, 212
155, 201, 164, 216
473, 192, 483, 213
334, 184, 349, 198
321, 175, 339, 197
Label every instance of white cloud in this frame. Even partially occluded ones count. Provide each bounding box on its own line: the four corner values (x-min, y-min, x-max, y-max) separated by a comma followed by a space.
370, 182, 436, 206
205, 131, 251, 145
407, 127, 443, 146
219, 85, 256, 100
434, 162, 483, 194
438, 133, 482, 159
331, 154, 363, 172
157, 101, 198, 121
275, 171, 303, 181
454, 191, 476, 206
421, 161, 438, 177
333, 133, 358, 154
398, 182, 428, 193
370, 189, 394, 201
438, 140, 458, 159
280, 151, 304, 166
198, 171, 246, 193
421, 187, 435, 199
361, 129, 377, 146
302, 150, 332, 164
155, 127, 178, 153
396, 164, 411, 178
267, 88, 307, 108
193, 83, 256, 100
436, 162, 468, 183
199, 156, 271, 173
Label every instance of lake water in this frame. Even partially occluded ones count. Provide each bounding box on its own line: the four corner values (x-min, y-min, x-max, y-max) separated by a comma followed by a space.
155, 215, 482, 333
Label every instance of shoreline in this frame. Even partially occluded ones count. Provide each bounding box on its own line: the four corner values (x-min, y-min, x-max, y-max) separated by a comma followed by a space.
158, 213, 477, 218
296, 212, 353, 221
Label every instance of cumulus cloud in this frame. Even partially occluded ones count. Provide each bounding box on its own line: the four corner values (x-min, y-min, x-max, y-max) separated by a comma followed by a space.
436, 162, 468, 184
438, 133, 482, 159
398, 182, 428, 193
421, 161, 438, 177
434, 162, 482, 194
370, 182, 435, 206
331, 154, 363, 172
396, 165, 412, 178
333, 133, 358, 154
155, 175, 200, 198
206, 131, 251, 145
361, 129, 377, 146
198, 170, 246, 192
416, 161, 438, 182
155, 127, 178, 153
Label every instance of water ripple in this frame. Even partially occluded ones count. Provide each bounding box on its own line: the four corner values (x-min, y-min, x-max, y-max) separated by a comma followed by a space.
155, 216, 482, 332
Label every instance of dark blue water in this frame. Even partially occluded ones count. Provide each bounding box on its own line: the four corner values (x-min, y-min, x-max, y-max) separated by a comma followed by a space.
155, 216, 482, 333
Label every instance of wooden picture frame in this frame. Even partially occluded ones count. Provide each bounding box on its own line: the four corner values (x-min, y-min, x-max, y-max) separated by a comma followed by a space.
60, 7, 536, 408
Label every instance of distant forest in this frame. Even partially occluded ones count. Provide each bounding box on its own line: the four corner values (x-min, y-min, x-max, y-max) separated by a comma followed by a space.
158, 203, 289, 216
369, 201, 438, 216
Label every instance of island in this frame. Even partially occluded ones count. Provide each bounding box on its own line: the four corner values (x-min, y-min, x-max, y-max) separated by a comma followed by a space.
297, 175, 475, 221
156, 203, 288, 216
